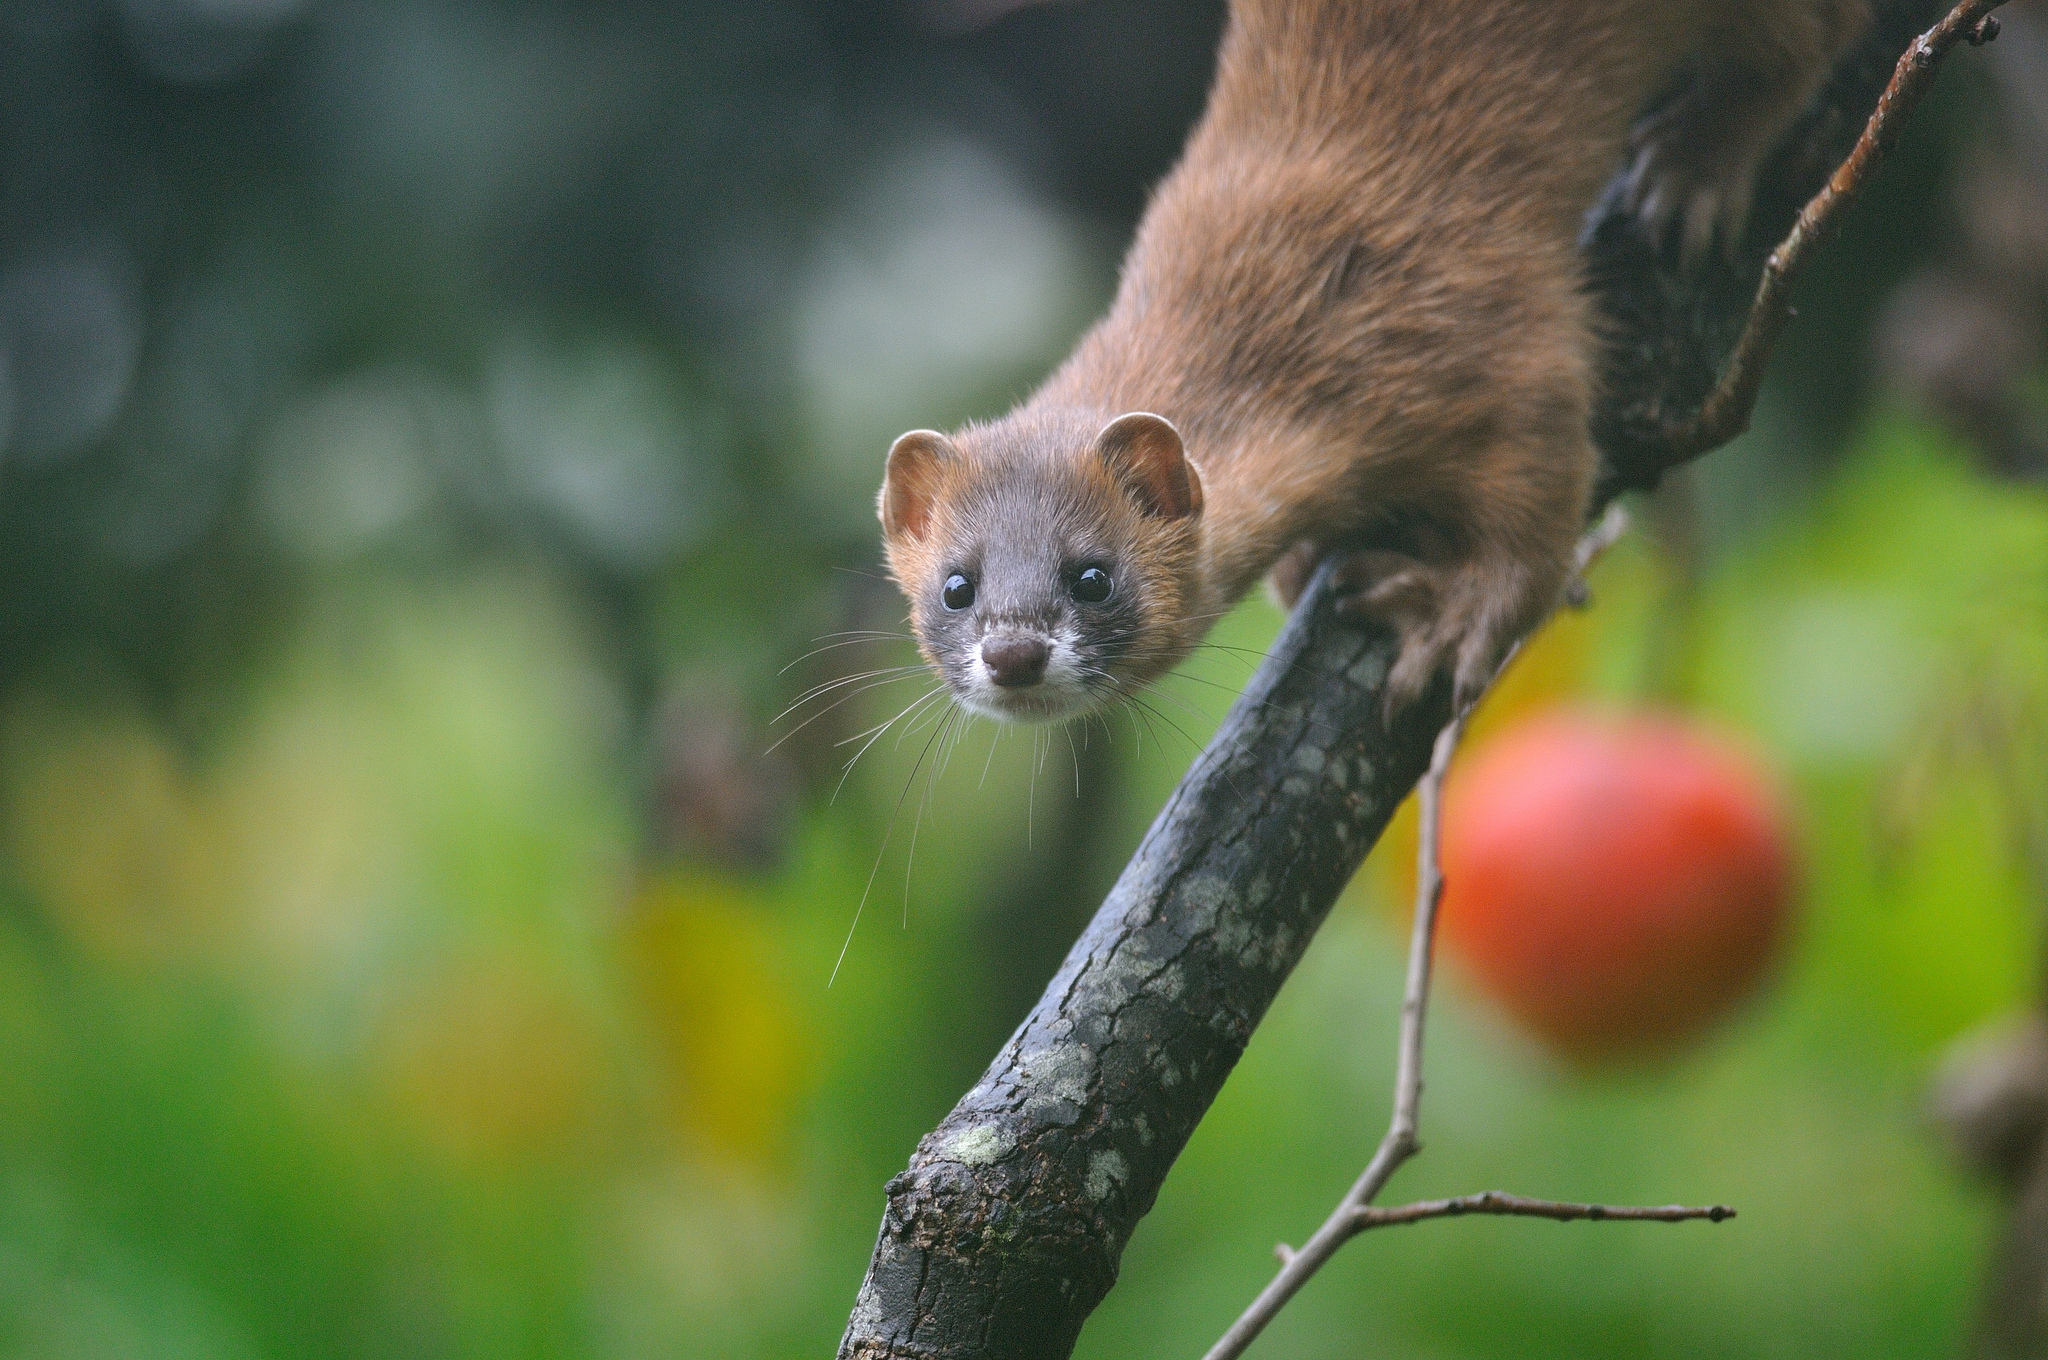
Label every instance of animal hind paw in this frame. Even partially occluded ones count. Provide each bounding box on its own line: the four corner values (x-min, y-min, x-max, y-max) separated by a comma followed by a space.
1622, 70, 1774, 270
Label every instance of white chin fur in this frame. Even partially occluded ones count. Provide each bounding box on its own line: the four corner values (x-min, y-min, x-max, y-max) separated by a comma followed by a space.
956, 681, 1097, 724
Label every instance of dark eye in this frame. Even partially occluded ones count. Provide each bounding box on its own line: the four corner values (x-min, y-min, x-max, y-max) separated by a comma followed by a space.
941, 573, 976, 611
1071, 567, 1113, 604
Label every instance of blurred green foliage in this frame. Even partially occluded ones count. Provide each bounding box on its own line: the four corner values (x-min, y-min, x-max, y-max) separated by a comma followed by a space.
1, 1, 2045, 1357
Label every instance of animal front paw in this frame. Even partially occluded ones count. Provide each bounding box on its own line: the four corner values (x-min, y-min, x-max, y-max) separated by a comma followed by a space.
1329, 549, 1522, 721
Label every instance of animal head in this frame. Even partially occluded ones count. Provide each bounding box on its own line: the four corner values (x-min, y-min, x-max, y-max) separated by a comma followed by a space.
878, 407, 1204, 722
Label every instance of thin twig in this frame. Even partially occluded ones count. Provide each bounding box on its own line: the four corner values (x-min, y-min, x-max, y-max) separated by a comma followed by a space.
1354, 1190, 1736, 1230
1575, 501, 1633, 575
1214, 754, 1728, 1360
1564, 502, 1633, 607
921, 0, 1078, 33
1201, 713, 1460, 1359
1204, 510, 1648, 1360
1657, 0, 2008, 459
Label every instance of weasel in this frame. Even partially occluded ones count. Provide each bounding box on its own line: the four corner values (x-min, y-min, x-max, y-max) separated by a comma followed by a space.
879, 0, 1868, 723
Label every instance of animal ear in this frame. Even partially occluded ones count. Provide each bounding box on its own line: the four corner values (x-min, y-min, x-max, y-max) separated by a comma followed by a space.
879, 430, 958, 541
1095, 412, 1201, 520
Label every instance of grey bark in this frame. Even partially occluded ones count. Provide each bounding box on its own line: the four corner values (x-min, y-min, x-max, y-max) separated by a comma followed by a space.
839, 4, 1947, 1356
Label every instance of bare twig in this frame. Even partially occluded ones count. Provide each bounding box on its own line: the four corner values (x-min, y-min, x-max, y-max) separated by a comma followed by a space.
1276, 1195, 1730, 1259
1563, 502, 1633, 607
1199, 715, 1464, 1360
1657, 0, 2009, 459
1575, 501, 1634, 574
1203, 510, 1656, 1360
1355, 1191, 1736, 1230
920, 0, 1079, 34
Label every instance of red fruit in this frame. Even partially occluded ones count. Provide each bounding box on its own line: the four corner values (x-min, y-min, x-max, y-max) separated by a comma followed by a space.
1437, 708, 1795, 1064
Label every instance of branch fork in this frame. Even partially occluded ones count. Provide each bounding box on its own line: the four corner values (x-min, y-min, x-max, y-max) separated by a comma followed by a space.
1205, 508, 1703, 1360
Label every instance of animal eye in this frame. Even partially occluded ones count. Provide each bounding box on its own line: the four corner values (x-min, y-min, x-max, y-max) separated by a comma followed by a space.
942, 573, 976, 611
1071, 567, 1114, 604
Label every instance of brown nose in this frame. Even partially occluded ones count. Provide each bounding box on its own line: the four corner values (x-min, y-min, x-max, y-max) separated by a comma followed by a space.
980, 636, 1050, 688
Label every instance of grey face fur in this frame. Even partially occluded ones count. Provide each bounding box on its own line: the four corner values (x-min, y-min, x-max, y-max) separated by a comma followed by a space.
880, 408, 1203, 724
913, 457, 1155, 722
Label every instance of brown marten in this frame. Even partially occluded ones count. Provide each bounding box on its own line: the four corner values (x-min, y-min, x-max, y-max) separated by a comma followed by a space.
879, 0, 1868, 722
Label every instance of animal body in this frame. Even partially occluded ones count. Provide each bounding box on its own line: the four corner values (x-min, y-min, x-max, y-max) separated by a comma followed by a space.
879, 0, 1869, 722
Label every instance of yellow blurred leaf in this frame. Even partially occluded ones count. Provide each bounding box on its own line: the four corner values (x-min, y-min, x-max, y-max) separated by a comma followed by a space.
369, 948, 611, 1168
621, 871, 810, 1174
1, 692, 238, 966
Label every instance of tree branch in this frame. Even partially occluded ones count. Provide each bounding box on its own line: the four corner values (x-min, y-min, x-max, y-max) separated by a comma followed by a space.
840, 555, 1452, 1360
838, 4, 1989, 1357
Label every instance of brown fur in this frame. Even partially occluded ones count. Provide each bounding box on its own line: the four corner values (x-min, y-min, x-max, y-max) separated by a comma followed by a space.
881, 0, 1868, 718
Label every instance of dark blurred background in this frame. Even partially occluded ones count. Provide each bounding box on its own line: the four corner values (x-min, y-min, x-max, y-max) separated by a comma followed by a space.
1, 2, 2046, 1356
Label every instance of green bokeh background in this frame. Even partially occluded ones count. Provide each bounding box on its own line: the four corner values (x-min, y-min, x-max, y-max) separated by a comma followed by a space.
1, 3, 2044, 1356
